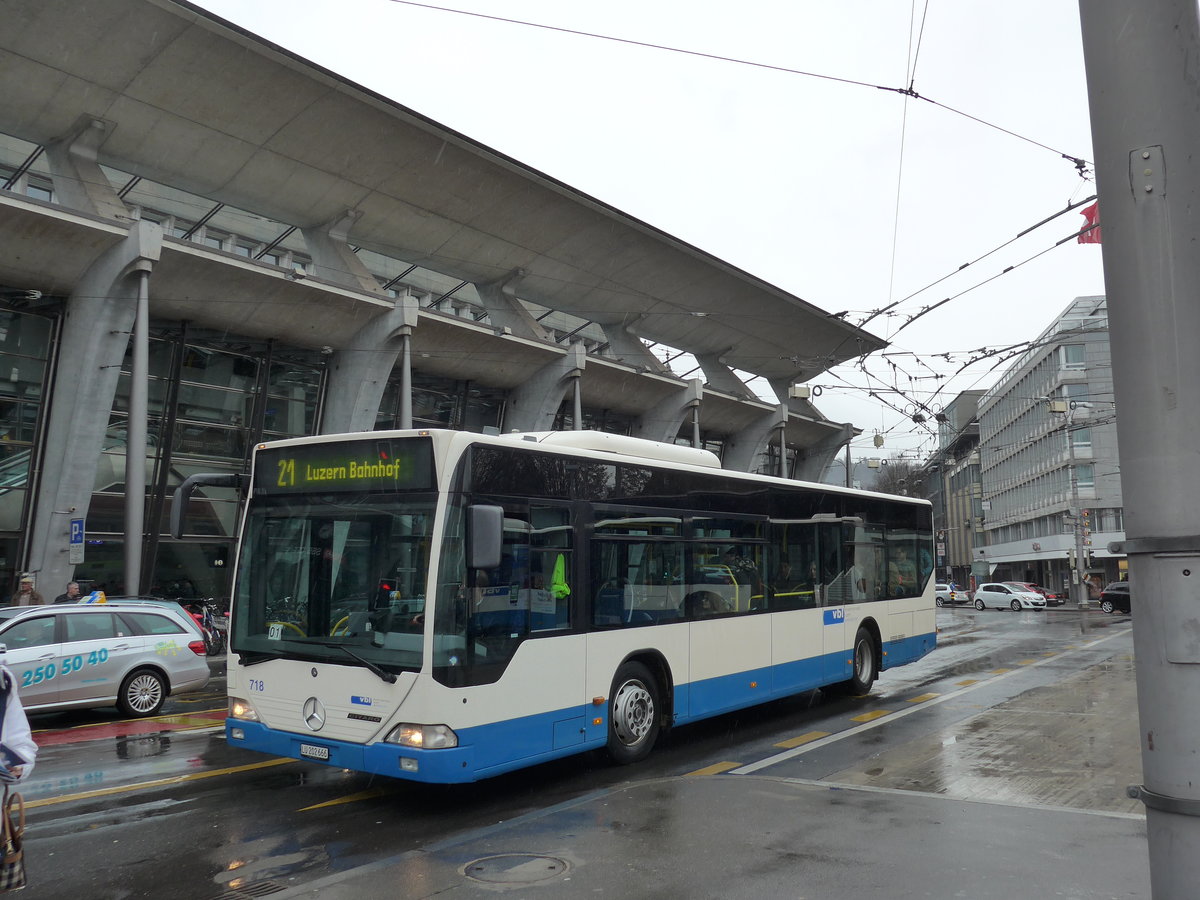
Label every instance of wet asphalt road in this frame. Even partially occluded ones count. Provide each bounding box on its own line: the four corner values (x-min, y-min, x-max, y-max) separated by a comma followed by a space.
15, 607, 1140, 899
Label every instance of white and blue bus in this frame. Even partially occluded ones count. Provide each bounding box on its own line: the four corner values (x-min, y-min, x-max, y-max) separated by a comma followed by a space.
194, 429, 935, 783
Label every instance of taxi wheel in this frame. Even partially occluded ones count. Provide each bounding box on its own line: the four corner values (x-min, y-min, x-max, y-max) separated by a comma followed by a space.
1010, 599, 1021, 611
118, 669, 167, 717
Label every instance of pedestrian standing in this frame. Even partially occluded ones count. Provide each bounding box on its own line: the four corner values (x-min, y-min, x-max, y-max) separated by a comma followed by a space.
53, 582, 81, 604
8, 579, 42, 607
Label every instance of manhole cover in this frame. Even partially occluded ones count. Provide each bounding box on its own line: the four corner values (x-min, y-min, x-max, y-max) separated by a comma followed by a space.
463, 854, 569, 885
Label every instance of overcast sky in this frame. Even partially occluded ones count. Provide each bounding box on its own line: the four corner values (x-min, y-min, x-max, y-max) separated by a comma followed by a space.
195, 0, 1106, 461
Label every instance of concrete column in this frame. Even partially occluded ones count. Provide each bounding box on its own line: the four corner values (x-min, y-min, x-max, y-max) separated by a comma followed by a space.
43, 115, 128, 220
300, 209, 386, 295
723, 403, 788, 473
633, 378, 704, 444
474, 270, 552, 341
505, 344, 586, 433
793, 423, 856, 484
26, 220, 162, 593
600, 317, 671, 374
321, 295, 419, 434
696, 352, 752, 399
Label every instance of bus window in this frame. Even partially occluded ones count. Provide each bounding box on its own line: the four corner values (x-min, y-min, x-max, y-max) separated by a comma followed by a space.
591, 538, 685, 626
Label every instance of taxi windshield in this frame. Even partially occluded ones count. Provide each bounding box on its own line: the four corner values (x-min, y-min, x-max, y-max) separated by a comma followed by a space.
232, 493, 435, 673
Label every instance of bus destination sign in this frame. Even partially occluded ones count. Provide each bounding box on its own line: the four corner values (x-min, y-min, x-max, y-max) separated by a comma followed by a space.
255, 437, 434, 494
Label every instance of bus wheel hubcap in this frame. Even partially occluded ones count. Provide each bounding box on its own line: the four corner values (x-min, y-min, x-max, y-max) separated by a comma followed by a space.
613, 680, 653, 746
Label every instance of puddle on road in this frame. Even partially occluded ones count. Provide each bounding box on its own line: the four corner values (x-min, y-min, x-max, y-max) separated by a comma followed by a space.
825, 656, 1142, 815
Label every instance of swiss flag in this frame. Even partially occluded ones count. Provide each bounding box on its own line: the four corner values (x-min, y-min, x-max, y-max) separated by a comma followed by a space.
1078, 202, 1101, 243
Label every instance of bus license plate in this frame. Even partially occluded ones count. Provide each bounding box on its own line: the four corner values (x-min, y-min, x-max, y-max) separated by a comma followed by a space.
300, 743, 330, 761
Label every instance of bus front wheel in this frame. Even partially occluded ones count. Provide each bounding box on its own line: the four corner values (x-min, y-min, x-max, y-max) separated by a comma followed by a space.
607, 662, 661, 765
847, 628, 878, 695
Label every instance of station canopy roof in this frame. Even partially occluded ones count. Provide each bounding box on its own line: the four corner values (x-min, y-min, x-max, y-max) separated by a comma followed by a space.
0, 0, 886, 384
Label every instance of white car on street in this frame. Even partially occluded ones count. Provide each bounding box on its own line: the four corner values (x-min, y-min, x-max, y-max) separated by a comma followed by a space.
973, 582, 1047, 611
935, 583, 959, 607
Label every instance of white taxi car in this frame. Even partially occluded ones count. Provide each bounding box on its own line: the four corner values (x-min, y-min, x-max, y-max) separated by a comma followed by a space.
0, 602, 210, 717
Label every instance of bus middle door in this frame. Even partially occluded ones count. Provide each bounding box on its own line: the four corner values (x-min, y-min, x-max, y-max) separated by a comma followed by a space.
818, 522, 848, 683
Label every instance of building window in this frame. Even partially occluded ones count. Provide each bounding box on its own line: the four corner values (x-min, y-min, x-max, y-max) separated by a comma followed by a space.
1075, 464, 1095, 487
1060, 344, 1085, 370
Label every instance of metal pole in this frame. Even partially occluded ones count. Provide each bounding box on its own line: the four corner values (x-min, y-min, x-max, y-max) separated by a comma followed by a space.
843, 443, 851, 488
123, 268, 149, 596
1079, 1, 1200, 893
398, 330, 412, 429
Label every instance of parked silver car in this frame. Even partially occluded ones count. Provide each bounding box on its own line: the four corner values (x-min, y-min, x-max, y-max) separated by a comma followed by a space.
0, 602, 210, 717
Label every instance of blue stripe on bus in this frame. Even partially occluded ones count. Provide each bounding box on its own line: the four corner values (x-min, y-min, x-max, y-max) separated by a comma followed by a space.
228, 630, 936, 783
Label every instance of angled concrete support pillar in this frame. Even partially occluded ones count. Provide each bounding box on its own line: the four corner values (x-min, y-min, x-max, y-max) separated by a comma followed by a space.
300, 209, 386, 294
634, 379, 703, 443
505, 344, 586, 433
723, 403, 788, 473
26, 220, 162, 593
696, 352, 752, 399
793, 422, 855, 484
474, 270, 551, 341
321, 295, 419, 434
43, 115, 128, 220
600, 318, 670, 374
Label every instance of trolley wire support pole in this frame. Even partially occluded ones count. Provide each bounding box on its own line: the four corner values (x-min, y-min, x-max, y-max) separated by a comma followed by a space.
1079, 1, 1200, 894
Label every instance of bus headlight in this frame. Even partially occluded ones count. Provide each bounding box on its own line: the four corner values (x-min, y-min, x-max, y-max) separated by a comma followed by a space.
228, 697, 260, 722
384, 723, 458, 749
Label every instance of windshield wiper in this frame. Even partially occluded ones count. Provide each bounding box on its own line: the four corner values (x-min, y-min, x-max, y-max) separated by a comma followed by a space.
237, 650, 284, 666
315, 641, 398, 683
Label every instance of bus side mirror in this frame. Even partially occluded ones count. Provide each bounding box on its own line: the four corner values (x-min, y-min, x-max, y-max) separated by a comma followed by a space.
467, 505, 504, 570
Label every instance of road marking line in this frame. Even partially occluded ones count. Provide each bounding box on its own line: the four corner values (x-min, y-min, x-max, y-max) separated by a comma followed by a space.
731, 626, 1131, 776
300, 788, 390, 810
1018, 659, 1036, 665
907, 693, 939, 703
774, 731, 830, 749
851, 710, 890, 723
955, 679, 978, 686
991, 667, 1013, 674
685, 761, 742, 777
24, 757, 295, 809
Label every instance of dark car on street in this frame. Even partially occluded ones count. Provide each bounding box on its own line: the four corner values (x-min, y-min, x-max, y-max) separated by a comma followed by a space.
1099, 581, 1131, 614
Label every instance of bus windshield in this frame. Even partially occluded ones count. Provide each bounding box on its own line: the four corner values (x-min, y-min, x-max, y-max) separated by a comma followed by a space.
231, 493, 436, 673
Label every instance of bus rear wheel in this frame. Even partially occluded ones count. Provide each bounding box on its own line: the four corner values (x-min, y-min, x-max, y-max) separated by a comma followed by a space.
607, 661, 661, 765
846, 628, 878, 695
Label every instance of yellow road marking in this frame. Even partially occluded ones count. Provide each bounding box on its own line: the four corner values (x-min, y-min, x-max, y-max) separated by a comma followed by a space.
955, 679, 978, 686
907, 693, 939, 703
31, 707, 227, 735
1042, 651, 1057, 657
850, 710, 890, 723
25, 758, 295, 809
774, 731, 831, 749
991, 668, 1013, 674
300, 788, 390, 810
1018, 659, 1036, 665
685, 761, 741, 776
